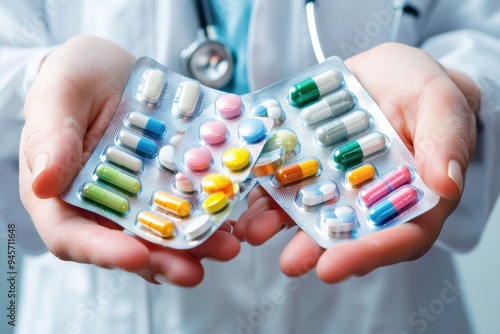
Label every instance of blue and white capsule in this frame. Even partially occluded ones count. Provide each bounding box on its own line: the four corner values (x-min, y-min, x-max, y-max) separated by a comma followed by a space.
299, 181, 338, 206
118, 131, 157, 159
128, 112, 166, 138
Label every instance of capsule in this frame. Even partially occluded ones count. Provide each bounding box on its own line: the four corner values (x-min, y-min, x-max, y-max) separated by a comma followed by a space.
139, 69, 165, 104
275, 159, 320, 186
201, 173, 234, 198
299, 181, 337, 206
315, 110, 369, 146
346, 164, 376, 186
81, 183, 129, 214
301, 90, 354, 126
359, 165, 412, 207
119, 131, 157, 159
95, 164, 141, 194
173, 81, 200, 117
222, 147, 251, 171
321, 207, 355, 235
153, 191, 191, 217
332, 133, 386, 169
105, 147, 142, 172
251, 99, 285, 126
288, 70, 341, 107
369, 186, 419, 225
252, 147, 285, 177
128, 112, 166, 138
202, 191, 228, 214
137, 211, 175, 238
184, 215, 212, 240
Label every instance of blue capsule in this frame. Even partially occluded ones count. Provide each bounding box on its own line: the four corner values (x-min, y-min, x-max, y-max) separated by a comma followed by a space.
119, 131, 157, 159
128, 112, 166, 138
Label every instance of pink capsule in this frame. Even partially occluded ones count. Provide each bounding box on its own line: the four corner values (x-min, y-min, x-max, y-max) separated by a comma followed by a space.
359, 165, 412, 207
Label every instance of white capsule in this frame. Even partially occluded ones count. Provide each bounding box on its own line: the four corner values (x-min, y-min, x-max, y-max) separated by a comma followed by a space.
173, 81, 200, 117
301, 90, 354, 126
300, 181, 337, 206
359, 133, 386, 157
140, 69, 165, 104
159, 145, 176, 171
326, 218, 354, 234
105, 147, 142, 172
184, 215, 212, 240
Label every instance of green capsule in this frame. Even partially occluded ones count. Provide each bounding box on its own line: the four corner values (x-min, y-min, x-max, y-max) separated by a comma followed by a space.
95, 164, 141, 194
288, 70, 341, 107
333, 133, 386, 169
81, 183, 129, 214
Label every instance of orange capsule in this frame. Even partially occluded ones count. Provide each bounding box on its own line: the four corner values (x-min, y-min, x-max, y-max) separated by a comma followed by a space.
137, 211, 175, 238
275, 159, 320, 186
153, 191, 191, 217
346, 164, 376, 186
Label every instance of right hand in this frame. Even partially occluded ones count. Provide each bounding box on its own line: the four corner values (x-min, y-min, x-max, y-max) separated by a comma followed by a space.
19, 35, 240, 287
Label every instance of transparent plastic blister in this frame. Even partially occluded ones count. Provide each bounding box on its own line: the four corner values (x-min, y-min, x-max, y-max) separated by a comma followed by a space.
61, 57, 271, 249
247, 56, 439, 248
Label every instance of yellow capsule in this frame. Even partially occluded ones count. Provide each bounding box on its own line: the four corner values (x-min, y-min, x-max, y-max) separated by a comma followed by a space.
201, 173, 234, 199
346, 164, 376, 186
202, 192, 228, 214
137, 211, 175, 238
222, 147, 251, 171
275, 159, 320, 186
153, 191, 191, 217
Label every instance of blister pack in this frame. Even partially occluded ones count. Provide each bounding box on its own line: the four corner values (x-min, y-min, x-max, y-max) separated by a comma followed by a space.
238, 56, 439, 248
61, 57, 271, 249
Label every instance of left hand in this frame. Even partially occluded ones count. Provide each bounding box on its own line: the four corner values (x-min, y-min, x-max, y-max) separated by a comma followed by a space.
233, 43, 479, 283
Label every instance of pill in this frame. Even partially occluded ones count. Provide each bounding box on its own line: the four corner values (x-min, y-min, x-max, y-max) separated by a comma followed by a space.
369, 186, 419, 225
95, 164, 141, 194
252, 147, 285, 177
260, 99, 280, 108
251, 99, 285, 126
175, 173, 195, 193
128, 112, 166, 138
173, 81, 200, 118
200, 120, 227, 145
153, 191, 191, 217
299, 181, 337, 206
216, 94, 243, 119
184, 147, 212, 171
222, 147, 251, 171
139, 69, 165, 104
334, 206, 356, 223
81, 183, 129, 214
119, 131, 157, 159
137, 211, 174, 238
332, 132, 386, 169
275, 159, 320, 186
315, 110, 370, 146
105, 147, 142, 172
263, 130, 298, 154
288, 70, 341, 107
159, 145, 177, 171
238, 118, 266, 143
346, 164, 376, 186
202, 191, 228, 214
322, 210, 354, 234
201, 173, 234, 198
359, 165, 412, 207
184, 215, 212, 240
301, 90, 354, 126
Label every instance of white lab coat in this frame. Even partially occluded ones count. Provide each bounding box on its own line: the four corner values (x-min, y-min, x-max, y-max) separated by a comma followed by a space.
1, 0, 500, 333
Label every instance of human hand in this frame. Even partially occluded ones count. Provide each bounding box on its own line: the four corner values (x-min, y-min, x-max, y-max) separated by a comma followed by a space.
19, 35, 240, 287
233, 43, 479, 283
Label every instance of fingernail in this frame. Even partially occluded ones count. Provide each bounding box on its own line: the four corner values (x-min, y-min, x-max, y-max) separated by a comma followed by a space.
32, 153, 48, 183
448, 159, 463, 194
153, 273, 173, 285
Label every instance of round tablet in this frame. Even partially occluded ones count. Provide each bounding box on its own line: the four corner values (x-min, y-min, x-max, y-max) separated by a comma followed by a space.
251, 105, 268, 117
184, 147, 212, 171
175, 173, 195, 193
238, 118, 266, 143
222, 147, 251, 171
184, 215, 212, 240
199, 120, 227, 145
159, 145, 177, 171
264, 129, 297, 153
215, 94, 242, 119
202, 192, 228, 214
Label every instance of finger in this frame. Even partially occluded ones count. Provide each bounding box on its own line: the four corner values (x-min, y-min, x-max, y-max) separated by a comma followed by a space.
247, 184, 272, 207
22, 36, 135, 198
316, 198, 455, 283
279, 230, 324, 276
188, 230, 241, 261
412, 75, 476, 200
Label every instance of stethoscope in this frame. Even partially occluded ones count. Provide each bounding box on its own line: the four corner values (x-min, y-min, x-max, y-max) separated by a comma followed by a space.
182, 0, 419, 88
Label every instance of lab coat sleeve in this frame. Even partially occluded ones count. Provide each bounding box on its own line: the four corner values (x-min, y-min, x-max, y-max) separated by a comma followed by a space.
419, 0, 500, 253
0, 1, 56, 254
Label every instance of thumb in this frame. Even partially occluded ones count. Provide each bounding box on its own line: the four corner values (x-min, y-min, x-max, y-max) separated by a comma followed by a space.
411, 75, 477, 200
